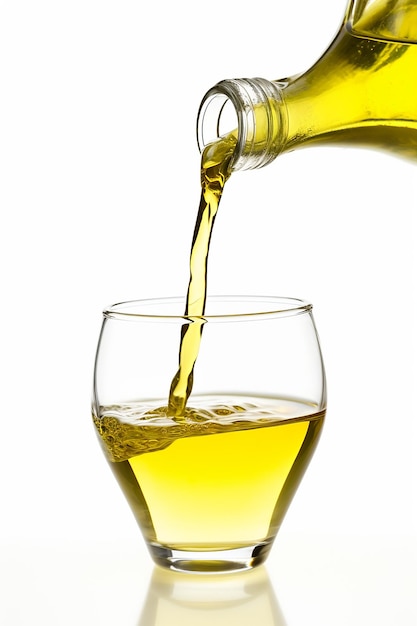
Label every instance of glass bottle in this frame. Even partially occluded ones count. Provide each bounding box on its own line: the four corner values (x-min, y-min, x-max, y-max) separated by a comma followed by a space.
197, 0, 417, 170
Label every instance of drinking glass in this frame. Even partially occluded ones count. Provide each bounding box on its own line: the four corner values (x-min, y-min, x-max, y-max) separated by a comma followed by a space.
92, 295, 326, 573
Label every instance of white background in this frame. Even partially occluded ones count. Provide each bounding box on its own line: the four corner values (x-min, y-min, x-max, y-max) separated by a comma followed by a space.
1, 0, 416, 624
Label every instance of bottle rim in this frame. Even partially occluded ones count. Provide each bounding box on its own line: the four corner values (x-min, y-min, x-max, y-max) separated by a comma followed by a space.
103, 295, 312, 322
197, 78, 287, 171
197, 81, 247, 171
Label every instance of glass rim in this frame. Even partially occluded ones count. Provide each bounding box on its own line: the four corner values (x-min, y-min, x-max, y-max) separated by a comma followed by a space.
103, 295, 312, 322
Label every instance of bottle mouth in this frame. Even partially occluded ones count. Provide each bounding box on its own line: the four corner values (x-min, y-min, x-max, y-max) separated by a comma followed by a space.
197, 78, 287, 171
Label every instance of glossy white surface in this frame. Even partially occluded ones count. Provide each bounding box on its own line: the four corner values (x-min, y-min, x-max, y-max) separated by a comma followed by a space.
1, 534, 416, 625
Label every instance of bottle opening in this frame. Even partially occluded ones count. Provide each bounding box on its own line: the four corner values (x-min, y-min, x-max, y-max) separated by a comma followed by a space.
197, 85, 245, 171
197, 78, 287, 171
198, 93, 239, 149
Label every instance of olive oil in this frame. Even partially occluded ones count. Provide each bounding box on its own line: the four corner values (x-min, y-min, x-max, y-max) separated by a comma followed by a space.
279, 15, 417, 159
167, 135, 236, 417
94, 396, 324, 564
350, 0, 417, 42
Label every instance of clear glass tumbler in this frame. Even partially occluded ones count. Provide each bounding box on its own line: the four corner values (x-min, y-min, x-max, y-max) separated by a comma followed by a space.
92, 296, 326, 573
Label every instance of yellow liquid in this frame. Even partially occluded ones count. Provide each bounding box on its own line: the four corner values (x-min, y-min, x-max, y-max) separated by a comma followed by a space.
280, 15, 417, 159
94, 396, 324, 554
351, 0, 417, 43
167, 136, 236, 417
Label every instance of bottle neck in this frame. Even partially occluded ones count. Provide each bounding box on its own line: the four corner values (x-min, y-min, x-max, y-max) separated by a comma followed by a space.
197, 78, 288, 171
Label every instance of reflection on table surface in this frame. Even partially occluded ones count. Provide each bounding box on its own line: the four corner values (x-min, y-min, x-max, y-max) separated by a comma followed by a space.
1, 536, 416, 625
137, 565, 286, 626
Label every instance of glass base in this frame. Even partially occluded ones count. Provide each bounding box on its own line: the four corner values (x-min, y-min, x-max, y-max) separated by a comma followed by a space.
148, 542, 272, 574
